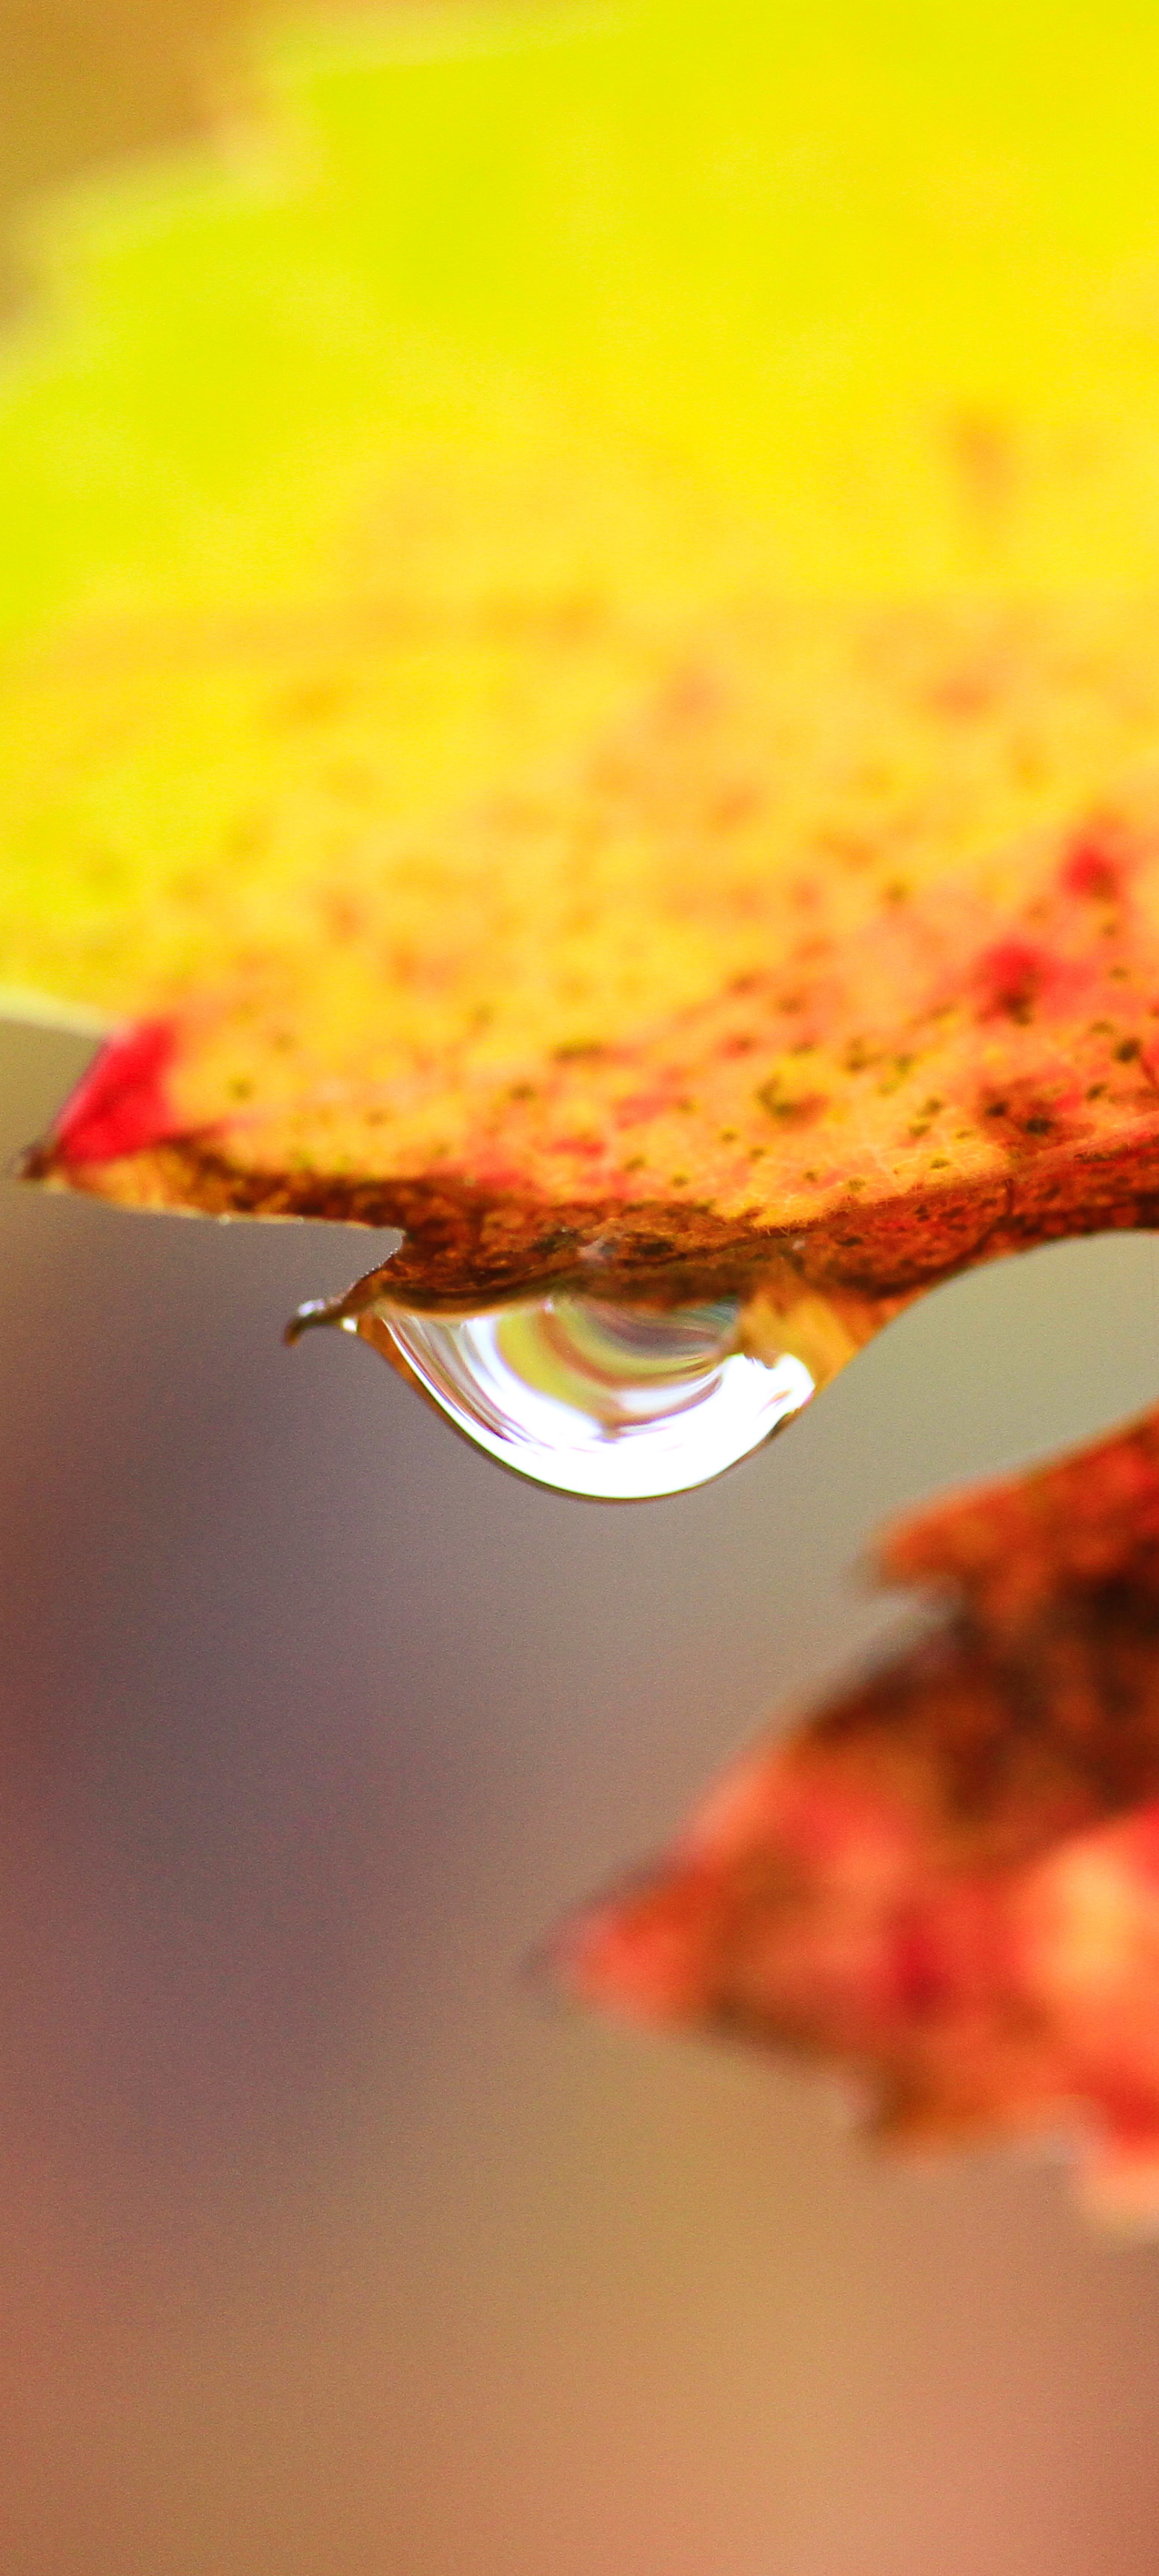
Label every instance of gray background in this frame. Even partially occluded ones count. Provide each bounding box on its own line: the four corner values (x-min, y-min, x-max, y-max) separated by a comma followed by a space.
5, 1016, 1159, 2576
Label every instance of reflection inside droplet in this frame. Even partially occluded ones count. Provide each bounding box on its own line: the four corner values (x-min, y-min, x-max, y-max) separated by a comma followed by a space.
299, 1286, 818, 1498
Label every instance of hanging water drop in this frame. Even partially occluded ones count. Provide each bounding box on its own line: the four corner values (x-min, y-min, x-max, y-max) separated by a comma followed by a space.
290, 1276, 840, 1497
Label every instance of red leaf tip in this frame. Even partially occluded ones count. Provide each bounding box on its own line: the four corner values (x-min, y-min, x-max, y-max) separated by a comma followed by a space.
50, 1019, 180, 1166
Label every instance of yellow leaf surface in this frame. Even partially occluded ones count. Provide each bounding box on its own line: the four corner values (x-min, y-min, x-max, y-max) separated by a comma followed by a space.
6, 1, 1159, 1315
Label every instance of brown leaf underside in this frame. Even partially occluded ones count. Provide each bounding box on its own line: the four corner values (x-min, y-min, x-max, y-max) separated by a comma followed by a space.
23, 596, 1159, 1308
559, 1411, 1159, 2215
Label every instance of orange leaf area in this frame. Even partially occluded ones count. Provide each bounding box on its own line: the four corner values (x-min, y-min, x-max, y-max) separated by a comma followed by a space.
23, 593, 1159, 1308
558, 1410, 1159, 2219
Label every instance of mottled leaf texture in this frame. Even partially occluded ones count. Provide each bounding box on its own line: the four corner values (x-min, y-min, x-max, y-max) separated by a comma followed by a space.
559, 1411, 1159, 2219
6, 6, 1159, 1309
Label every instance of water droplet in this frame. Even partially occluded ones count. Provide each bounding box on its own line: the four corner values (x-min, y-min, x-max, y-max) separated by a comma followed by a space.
289, 1257, 901, 1500
293, 1282, 819, 1497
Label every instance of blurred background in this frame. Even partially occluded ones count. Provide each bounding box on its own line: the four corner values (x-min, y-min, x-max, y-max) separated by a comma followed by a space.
0, 0, 243, 307
6, 6, 1159, 2573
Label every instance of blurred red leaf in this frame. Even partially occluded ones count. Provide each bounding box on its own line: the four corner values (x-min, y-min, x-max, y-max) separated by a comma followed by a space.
559, 1406, 1159, 2219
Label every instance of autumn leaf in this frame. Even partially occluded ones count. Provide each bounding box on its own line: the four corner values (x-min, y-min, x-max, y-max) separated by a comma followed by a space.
555, 1406, 1159, 2219
13, 592, 1159, 1320
5, 2, 1159, 1337
6, 2, 1159, 2189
